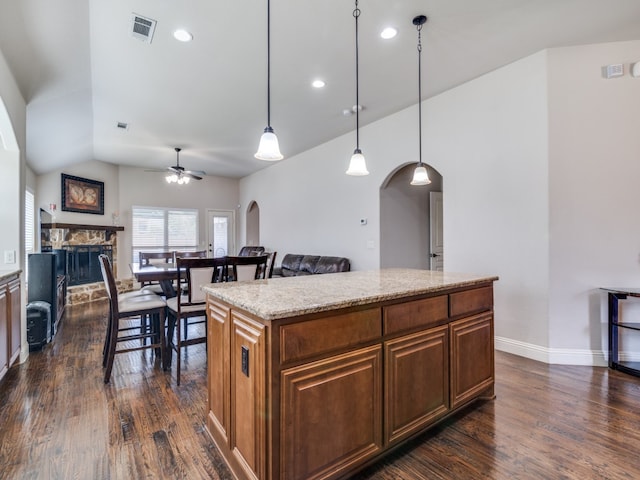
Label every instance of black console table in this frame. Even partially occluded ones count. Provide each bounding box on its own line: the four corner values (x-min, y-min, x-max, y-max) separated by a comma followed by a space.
602, 288, 640, 377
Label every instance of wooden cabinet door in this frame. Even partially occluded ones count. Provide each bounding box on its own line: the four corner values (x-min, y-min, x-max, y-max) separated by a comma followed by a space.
280, 345, 382, 480
450, 313, 494, 409
0, 284, 8, 379
230, 311, 267, 480
207, 300, 230, 443
8, 278, 21, 365
384, 325, 449, 445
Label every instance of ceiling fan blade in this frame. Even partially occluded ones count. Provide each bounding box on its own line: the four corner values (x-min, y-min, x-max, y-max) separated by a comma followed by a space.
185, 169, 206, 176
184, 172, 203, 180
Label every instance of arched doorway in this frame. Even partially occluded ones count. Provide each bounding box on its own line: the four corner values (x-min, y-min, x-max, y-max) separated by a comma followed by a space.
380, 163, 443, 270
246, 201, 260, 246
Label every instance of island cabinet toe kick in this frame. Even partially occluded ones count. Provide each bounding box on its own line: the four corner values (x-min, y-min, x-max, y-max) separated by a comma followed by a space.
203, 269, 498, 480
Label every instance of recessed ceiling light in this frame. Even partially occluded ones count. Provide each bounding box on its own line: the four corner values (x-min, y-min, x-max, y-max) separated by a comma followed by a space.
312, 79, 326, 88
173, 29, 193, 42
380, 27, 397, 39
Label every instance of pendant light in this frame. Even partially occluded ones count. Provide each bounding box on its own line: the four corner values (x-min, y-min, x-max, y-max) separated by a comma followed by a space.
410, 15, 431, 186
255, 0, 283, 161
346, 0, 369, 176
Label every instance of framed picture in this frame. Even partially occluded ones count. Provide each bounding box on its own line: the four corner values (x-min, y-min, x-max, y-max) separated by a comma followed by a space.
61, 174, 104, 215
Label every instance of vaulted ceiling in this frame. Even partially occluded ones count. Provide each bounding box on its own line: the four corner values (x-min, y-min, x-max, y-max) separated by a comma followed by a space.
1, 0, 639, 178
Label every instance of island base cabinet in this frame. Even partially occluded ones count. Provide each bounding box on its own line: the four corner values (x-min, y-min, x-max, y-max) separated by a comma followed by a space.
280, 345, 382, 480
450, 312, 494, 409
207, 301, 230, 444
230, 311, 267, 480
384, 325, 449, 445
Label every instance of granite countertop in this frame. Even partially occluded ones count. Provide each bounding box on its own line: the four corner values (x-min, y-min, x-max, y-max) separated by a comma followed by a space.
0, 269, 22, 283
202, 268, 498, 321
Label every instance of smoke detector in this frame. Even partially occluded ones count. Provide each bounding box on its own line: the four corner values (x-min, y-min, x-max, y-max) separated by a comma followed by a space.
130, 14, 157, 43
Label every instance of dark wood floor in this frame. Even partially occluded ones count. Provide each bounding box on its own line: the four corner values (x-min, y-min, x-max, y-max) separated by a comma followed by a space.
1, 302, 640, 479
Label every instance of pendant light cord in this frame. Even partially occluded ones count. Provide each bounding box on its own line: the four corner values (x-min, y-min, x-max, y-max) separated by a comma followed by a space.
266, 0, 272, 129
417, 22, 423, 166
354, 0, 361, 152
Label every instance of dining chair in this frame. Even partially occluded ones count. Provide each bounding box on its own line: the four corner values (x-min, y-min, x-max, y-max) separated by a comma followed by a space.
265, 251, 277, 279
174, 250, 208, 293
237, 246, 265, 257
174, 250, 208, 259
225, 255, 269, 282
99, 254, 167, 384
166, 257, 225, 385
138, 251, 175, 294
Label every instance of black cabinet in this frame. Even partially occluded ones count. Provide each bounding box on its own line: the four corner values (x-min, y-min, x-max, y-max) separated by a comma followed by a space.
28, 253, 66, 334
604, 288, 640, 377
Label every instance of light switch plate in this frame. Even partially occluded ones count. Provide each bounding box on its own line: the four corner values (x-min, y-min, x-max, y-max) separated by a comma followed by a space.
4, 250, 16, 264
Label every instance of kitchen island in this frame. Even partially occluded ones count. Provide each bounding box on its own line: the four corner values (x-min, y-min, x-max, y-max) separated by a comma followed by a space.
203, 268, 498, 480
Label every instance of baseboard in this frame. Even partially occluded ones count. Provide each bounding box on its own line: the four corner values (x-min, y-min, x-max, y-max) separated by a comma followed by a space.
495, 336, 608, 367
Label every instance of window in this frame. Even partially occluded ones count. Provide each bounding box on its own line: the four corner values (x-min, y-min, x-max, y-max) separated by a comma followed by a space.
131, 206, 198, 263
25, 189, 35, 277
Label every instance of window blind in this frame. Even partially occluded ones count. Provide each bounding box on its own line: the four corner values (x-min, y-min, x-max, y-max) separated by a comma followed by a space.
132, 206, 198, 263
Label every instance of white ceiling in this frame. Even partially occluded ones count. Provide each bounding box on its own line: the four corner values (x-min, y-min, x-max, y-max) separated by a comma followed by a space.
1, 0, 639, 178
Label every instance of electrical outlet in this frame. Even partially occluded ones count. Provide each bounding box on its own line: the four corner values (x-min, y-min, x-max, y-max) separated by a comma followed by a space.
4, 250, 16, 264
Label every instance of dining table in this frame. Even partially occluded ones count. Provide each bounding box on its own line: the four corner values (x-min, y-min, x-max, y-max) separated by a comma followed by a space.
130, 262, 182, 298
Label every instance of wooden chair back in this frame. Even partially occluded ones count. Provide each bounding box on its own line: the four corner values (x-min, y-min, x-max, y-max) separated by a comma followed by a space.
139, 251, 174, 268
176, 257, 226, 303
225, 255, 269, 282
174, 250, 207, 260
265, 251, 277, 279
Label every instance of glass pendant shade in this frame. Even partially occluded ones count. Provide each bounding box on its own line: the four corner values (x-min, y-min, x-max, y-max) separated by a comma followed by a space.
346, 149, 369, 176
255, 127, 283, 161
410, 164, 431, 185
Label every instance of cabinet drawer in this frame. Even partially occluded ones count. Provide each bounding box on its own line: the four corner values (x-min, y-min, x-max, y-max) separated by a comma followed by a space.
449, 286, 493, 318
383, 295, 448, 335
280, 308, 381, 364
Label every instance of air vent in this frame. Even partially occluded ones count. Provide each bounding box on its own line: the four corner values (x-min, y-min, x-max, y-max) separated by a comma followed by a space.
130, 14, 156, 43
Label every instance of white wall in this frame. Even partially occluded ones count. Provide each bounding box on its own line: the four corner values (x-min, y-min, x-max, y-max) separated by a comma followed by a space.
36, 160, 120, 225
0, 46, 25, 275
0, 45, 27, 362
547, 40, 640, 362
240, 50, 551, 360
117, 166, 239, 277
36, 163, 240, 279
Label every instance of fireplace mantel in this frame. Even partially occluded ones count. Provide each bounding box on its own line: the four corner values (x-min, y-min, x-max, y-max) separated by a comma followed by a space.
41, 223, 124, 233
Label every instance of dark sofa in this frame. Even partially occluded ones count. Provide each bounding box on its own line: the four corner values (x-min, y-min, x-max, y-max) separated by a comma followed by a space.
272, 254, 350, 277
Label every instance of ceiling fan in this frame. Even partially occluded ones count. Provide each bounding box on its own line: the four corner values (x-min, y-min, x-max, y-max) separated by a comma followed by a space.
165, 147, 206, 184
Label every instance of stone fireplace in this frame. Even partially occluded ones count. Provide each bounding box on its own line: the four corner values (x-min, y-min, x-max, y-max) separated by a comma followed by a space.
41, 222, 131, 306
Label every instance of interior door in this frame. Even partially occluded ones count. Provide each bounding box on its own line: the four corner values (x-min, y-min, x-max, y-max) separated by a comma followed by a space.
429, 192, 443, 271
207, 210, 235, 258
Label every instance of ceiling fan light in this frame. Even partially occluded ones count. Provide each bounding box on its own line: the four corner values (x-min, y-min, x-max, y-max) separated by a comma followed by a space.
346, 150, 369, 176
255, 127, 283, 161
165, 174, 173, 183
183, 176, 190, 184
410, 165, 431, 185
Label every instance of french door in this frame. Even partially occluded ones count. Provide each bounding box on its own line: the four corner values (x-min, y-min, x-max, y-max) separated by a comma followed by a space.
206, 210, 235, 258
